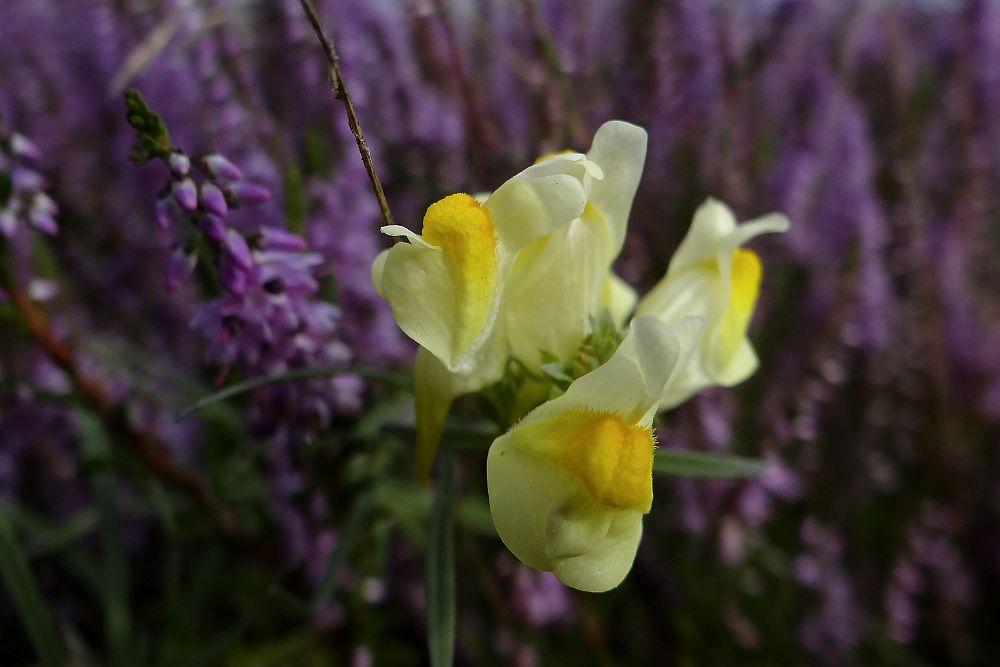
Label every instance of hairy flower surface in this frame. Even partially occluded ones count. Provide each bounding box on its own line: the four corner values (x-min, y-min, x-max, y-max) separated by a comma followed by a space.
487, 316, 701, 592
636, 198, 789, 408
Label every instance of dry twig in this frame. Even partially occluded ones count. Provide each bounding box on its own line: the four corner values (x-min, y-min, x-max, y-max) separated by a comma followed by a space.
297, 0, 395, 229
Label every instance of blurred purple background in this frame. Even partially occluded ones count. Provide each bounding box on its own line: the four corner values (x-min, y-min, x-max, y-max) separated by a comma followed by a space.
1, 0, 999, 664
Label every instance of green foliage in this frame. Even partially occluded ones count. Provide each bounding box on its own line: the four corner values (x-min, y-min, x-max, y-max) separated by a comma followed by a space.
427, 454, 456, 667
0, 505, 65, 667
653, 449, 768, 479
283, 166, 306, 235
124, 89, 173, 164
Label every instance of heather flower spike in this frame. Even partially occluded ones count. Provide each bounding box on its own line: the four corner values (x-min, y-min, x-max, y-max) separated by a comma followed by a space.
487, 316, 702, 592
636, 198, 789, 408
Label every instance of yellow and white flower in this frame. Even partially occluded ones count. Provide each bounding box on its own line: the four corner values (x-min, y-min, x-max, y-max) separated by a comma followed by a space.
635, 198, 789, 408
373, 121, 648, 477
486, 316, 702, 592
372, 178, 588, 375
503, 121, 647, 368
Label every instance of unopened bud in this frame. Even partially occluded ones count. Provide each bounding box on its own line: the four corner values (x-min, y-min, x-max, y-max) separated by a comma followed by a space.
0, 206, 16, 237
168, 151, 191, 176
172, 177, 198, 211
165, 245, 197, 292
199, 182, 229, 218
155, 197, 176, 230
29, 194, 58, 235
225, 182, 271, 207
259, 226, 308, 252
10, 134, 41, 161
222, 229, 254, 272
198, 213, 228, 243
218, 254, 250, 296
200, 153, 243, 182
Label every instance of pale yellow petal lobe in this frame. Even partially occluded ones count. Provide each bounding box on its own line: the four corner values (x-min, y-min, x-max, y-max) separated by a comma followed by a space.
512, 409, 654, 511
421, 193, 498, 357
718, 248, 762, 360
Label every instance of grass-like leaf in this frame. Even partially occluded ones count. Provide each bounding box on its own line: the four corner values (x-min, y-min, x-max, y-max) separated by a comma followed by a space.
0, 504, 65, 667
426, 453, 456, 667
78, 409, 132, 667
175, 365, 408, 421
653, 449, 768, 479
311, 487, 375, 610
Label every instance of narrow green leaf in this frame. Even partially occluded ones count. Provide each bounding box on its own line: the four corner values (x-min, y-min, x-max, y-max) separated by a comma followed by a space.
653, 449, 768, 479
311, 488, 375, 610
426, 454, 456, 667
7, 506, 100, 556
175, 366, 407, 421
78, 410, 131, 667
283, 166, 306, 235
0, 504, 65, 667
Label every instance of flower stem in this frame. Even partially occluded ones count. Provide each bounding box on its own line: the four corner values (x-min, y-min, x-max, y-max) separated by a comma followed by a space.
297, 0, 395, 229
0, 243, 247, 543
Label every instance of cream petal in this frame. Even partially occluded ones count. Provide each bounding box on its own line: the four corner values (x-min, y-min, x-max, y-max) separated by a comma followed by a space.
380, 224, 436, 249
600, 273, 638, 327
487, 442, 577, 571
666, 197, 739, 273
546, 505, 614, 560
712, 336, 759, 387
485, 173, 588, 251
504, 217, 606, 368
635, 264, 721, 325
729, 213, 790, 248
585, 121, 648, 259
379, 242, 495, 371
528, 316, 703, 424
371, 248, 390, 297
551, 510, 643, 593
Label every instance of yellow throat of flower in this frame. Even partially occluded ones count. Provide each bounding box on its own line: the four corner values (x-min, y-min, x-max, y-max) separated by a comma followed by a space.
421, 193, 498, 357
718, 248, 762, 360
514, 409, 655, 511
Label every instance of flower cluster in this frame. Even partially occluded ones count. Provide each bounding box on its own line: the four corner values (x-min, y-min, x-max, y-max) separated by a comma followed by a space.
374, 121, 788, 591
0, 119, 57, 238
127, 93, 359, 443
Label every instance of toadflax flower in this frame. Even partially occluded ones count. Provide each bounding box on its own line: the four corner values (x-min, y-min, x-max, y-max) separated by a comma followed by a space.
636, 198, 789, 408
373, 121, 647, 476
487, 316, 702, 592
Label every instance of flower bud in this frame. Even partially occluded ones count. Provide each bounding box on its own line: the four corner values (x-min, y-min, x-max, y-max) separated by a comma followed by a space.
200, 153, 244, 182
222, 229, 254, 272
218, 253, 250, 296
155, 196, 176, 230
259, 226, 308, 252
197, 213, 228, 243
226, 182, 271, 207
199, 182, 228, 218
172, 177, 198, 211
168, 151, 191, 176
165, 244, 197, 292
0, 206, 18, 237
29, 194, 58, 235
10, 133, 41, 161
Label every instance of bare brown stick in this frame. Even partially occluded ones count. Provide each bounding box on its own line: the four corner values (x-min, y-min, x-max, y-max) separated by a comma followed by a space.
297, 0, 395, 229
1, 265, 247, 542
